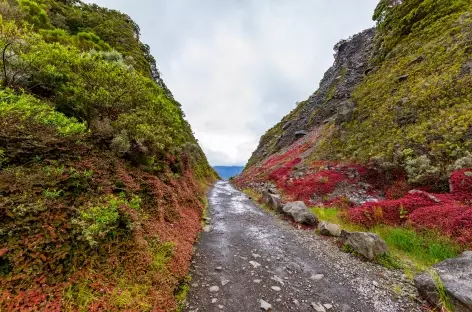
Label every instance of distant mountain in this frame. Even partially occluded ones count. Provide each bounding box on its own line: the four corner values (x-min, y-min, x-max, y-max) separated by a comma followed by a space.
213, 166, 244, 180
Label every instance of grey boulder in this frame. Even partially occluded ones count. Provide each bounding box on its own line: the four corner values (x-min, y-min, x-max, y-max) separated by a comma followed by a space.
294, 130, 308, 138
282, 201, 318, 226
262, 190, 284, 213
344, 232, 389, 260
415, 251, 472, 312
318, 221, 342, 237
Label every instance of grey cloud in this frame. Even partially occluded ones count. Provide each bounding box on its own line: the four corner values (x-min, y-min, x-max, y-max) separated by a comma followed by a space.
89, 0, 379, 165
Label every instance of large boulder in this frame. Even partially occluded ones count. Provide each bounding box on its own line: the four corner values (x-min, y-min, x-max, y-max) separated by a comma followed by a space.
318, 221, 342, 237
282, 201, 318, 226
414, 251, 472, 312
344, 232, 389, 261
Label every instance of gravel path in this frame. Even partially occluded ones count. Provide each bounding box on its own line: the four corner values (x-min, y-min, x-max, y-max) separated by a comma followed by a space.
184, 181, 423, 312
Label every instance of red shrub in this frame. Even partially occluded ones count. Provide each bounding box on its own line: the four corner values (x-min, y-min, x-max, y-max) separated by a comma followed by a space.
450, 169, 472, 200
385, 179, 411, 199
347, 193, 440, 227
285, 170, 347, 202
410, 205, 472, 247
268, 158, 301, 186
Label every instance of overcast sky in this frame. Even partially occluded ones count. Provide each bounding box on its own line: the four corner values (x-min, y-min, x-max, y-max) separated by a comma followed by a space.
90, 0, 378, 166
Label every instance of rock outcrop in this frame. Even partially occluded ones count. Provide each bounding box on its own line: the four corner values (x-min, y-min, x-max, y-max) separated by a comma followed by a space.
246, 28, 376, 167
415, 251, 472, 312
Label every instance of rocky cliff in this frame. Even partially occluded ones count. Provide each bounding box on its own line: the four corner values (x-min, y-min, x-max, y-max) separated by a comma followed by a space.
247, 28, 376, 167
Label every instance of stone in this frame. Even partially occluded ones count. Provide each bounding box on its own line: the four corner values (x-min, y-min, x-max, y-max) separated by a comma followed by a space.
335, 100, 355, 125
318, 221, 342, 237
397, 74, 409, 82
295, 130, 308, 138
249, 261, 261, 268
268, 187, 279, 195
310, 274, 324, 281
282, 121, 292, 130
260, 299, 272, 311
344, 232, 389, 261
323, 303, 333, 310
311, 302, 326, 312
215, 266, 223, 271
414, 251, 472, 312
271, 286, 281, 291
282, 201, 318, 226
262, 191, 283, 212
203, 225, 212, 232
209, 286, 219, 292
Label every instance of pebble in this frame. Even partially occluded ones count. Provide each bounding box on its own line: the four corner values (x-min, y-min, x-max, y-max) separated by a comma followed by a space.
311, 302, 326, 312
209, 286, 219, 292
249, 261, 261, 268
323, 303, 333, 310
253, 279, 262, 283
271, 286, 281, 291
221, 278, 229, 286
310, 274, 324, 281
211, 298, 218, 304
260, 299, 272, 311
216, 266, 223, 271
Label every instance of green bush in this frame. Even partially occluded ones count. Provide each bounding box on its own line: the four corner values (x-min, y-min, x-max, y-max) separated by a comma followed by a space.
0, 89, 87, 135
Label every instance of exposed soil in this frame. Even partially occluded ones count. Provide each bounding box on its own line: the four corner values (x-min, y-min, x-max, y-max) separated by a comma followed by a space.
184, 181, 424, 312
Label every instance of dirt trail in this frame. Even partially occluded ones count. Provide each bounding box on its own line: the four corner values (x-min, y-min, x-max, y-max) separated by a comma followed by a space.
184, 181, 422, 312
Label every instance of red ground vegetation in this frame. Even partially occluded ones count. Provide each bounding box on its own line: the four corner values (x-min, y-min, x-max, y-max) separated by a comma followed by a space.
0, 143, 214, 311
237, 128, 472, 249
348, 170, 472, 248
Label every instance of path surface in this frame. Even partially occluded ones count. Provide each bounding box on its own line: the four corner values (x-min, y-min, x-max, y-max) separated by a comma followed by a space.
185, 181, 422, 312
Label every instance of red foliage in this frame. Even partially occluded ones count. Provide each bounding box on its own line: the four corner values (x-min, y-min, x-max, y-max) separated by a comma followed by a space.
347, 192, 442, 227
268, 157, 301, 187
410, 205, 472, 247
385, 179, 411, 199
348, 169, 472, 247
450, 169, 472, 201
285, 170, 348, 202
1, 150, 213, 311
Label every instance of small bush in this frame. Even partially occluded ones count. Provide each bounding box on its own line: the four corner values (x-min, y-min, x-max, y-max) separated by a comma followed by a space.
405, 155, 441, 185
449, 151, 472, 171
75, 194, 141, 247
111, 131, 131, 156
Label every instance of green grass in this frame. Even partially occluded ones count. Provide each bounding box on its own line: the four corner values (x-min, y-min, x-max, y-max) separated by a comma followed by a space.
311, 207, 461, 269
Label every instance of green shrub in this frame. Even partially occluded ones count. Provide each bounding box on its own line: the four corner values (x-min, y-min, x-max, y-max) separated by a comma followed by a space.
111, 131, 131, 156
405, 155, 441, 184
0, 89, 87, 135
19, 0, 52, 30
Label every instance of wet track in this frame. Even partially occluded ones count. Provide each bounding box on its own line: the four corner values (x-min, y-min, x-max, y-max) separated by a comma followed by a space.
184, 181, 422, 312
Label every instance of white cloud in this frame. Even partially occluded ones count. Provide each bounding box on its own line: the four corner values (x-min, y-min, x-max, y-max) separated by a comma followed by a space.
89, 0, 378, 165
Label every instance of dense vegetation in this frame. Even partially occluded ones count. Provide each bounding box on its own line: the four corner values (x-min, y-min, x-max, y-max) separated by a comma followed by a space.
316, 0, 472, 185
0, 0, 216, 310
238, 0, 472, 268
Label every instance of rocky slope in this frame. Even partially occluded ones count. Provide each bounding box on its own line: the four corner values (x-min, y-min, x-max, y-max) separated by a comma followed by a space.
238, 1, 472, 253
0, 1, 216, 311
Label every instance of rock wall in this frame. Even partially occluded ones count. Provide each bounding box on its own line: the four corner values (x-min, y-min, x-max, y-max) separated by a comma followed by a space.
247, 28, 375, 167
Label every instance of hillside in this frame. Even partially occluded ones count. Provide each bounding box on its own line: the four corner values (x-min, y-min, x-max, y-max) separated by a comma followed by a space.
237, 0, 472, 254
0, 0, 217, 311
213, 166, 244, 180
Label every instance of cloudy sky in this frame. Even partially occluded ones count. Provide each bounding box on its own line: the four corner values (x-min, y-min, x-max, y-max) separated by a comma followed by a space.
90, 0, 378, 166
